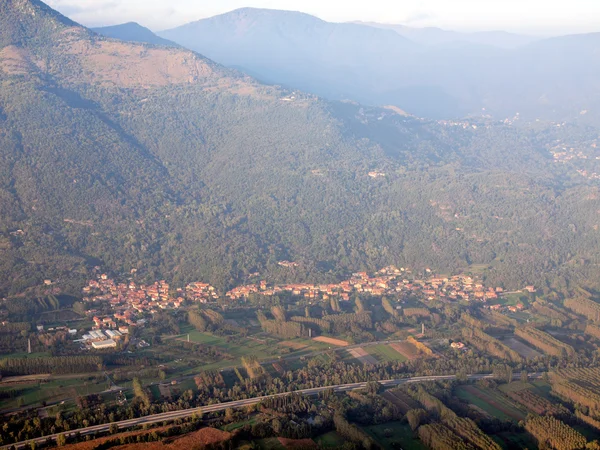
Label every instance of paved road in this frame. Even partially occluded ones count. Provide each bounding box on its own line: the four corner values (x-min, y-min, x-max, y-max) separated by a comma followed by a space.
1, 372, 542, 450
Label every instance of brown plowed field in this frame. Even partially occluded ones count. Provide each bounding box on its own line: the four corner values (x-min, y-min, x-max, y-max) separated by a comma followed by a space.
312, 336, 349, 346
279, 437, 317, 448
389, 342, 419, 359
62, 427, 230, 450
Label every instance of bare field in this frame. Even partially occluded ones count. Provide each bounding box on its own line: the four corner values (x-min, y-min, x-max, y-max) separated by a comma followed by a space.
389, 342, 419, 360
312, 336, 349, 347
0, 374, 50, 385
348, 348, 378, 365
278, 341, 308, 350
503, 337, 543, 359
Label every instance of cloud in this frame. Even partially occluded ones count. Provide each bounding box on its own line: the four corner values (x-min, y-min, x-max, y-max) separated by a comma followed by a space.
44, 0, 600, 33
403, 11, 436, 25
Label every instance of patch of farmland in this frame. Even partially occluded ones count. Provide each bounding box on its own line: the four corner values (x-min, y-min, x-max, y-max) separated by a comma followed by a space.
382, 390, 420, 414
278, 437, 317, 449
367, 344, 408, 362
503, 337, 543, 359
312, 336, 349, 347
271, 362, 286, 376
158, 383, 175, 398
456, 385, 526, 421
278, 341, 308, 350
389, 341, 419, 360
348, 348, 378, 365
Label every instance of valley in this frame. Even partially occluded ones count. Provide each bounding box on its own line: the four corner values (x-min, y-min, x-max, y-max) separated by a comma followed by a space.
3, 0, 600, 449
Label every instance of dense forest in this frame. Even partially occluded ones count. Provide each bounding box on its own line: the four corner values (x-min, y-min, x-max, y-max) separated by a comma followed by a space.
2, 0, 600, 298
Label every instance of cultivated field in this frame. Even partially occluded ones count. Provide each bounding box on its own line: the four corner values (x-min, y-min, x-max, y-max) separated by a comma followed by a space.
366, 344, 408, 363
61, 427, 230, 450
348, 348, 378, 365
314, 432, 345, 448
382, 390, 420, 414
362, 421, 426, 450
278, 341, 308, 350
389, 341, 419, 360
312, 336, 349, 347
278, 437, 317, 448
456, 385, 527, 421
503, 337, 543, 359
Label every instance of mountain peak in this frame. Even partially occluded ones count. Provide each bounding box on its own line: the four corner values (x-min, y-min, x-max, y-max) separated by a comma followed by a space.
0, 0, 78, 47
93, 22, 177, 47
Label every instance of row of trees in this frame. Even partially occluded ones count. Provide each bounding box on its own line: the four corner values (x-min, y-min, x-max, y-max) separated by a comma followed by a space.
515, 326, 575, 357
564, 292, 600, 322
524, 415, 587, 450
461, 327, 522, 363
333, 413, 377, 449
418, 423, 475, 450
0, 355, 102, 376
256, 311, 307, 338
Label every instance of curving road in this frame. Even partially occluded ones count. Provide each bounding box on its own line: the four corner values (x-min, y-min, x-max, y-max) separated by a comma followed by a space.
2, 372, 542, 450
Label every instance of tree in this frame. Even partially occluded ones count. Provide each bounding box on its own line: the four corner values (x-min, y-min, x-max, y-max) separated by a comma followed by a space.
224, 408, 235, 423
406, 409, 428, 431
56, 434, 66, 447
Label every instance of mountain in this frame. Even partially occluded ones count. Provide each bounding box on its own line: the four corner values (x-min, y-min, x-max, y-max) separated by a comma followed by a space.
159, 8, 419, 97
92, 22, 177, 47
354, 22, 538, 49
161, 8, 600, 121
2, 0, 600, 298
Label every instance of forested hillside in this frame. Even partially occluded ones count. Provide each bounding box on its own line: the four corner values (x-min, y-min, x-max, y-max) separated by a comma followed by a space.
1, 0, 600, 297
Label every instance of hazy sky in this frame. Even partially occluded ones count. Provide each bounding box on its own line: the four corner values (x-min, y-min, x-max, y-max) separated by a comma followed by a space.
45, 0, 600, 34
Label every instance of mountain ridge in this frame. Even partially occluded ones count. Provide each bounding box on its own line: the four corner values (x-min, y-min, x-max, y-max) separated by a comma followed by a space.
353, 21, 539, 49
93, 22, 178, 47
160, 7, 600, 120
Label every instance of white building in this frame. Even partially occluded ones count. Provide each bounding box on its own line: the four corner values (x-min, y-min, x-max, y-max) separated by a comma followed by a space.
92, 339, 117, 349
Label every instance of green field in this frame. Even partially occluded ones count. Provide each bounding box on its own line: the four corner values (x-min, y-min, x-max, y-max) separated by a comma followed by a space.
366, 344, 408, 363
257, 437, 285, 450
0, 351, 52, 359
455, 385, 526, 421
493, 431, 538, 450
0, 377, 109, 410
222, 417, 258, 432
362, 422, 426, 450
174, 331, 325, 364
315, 431, 346, 448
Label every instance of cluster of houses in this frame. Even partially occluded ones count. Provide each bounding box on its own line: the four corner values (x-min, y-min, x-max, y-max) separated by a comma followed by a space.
225, 266, 505, 303
186, 282, 219, 303
84, 275, 221, 310
277, 261, 299, 268
487, 303, 527, 314
75, 267, 530, 341
549, 138, 600, 180
79, 275, 220, 336
83, 275, 174, 306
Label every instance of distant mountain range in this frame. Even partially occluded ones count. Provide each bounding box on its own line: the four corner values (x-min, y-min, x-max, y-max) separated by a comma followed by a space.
92, 22, 177, 47
155, 8, 600, 120
353, 22, 539, 49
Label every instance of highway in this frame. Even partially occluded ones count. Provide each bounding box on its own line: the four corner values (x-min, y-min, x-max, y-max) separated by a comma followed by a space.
1, 372, 542, 450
